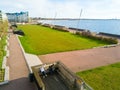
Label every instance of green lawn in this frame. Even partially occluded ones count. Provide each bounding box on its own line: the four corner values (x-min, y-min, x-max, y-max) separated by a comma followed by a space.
76, 62, 120, 90
18, 25, 109, 55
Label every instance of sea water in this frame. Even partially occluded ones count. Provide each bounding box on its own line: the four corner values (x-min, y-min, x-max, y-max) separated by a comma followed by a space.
39, 19, 120, 35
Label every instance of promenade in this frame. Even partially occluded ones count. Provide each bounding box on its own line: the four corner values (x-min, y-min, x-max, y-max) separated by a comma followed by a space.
39, 44, 120, 72
0, 34, 36, 90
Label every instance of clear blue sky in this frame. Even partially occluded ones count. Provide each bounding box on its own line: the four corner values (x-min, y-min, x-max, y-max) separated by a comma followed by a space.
1, 0, 120, 19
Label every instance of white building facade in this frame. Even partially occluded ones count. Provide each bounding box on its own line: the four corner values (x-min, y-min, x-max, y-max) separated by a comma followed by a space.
6, 12, 29, 23
0, 10, 8, 22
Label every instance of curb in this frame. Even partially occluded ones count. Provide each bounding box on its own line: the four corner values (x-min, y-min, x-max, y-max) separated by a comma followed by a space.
93, 43, 120, 49
16, 35, 43, 73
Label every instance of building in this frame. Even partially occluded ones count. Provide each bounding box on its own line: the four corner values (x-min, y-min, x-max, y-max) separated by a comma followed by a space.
0, 10, 8, 22
6, 11, 29, 23
0, 11, 2, 22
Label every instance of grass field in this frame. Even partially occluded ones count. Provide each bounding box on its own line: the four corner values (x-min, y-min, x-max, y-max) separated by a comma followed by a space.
18, 25, 110, 55
76, 62, 120, 90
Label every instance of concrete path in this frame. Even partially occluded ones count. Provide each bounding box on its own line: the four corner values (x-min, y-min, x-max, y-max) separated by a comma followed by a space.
24, 53, 43, 73
39, 45, 120, 72
0, 34, 36, 90
16, 35, 43, 73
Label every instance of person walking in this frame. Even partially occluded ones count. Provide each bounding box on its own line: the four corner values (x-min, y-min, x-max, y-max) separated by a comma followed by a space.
40, 65, 47, 78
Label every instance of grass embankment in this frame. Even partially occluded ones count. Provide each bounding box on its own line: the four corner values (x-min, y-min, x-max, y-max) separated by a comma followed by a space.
77, 62, 120, 90
18, 25, 110, 55
0, 21, 8, 68
0, 36, 6, 67
0, 21, 8, 82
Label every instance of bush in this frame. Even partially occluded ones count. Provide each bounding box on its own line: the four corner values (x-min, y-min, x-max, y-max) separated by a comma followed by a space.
53, 27, 69, 32
13, 30, 25, 36
102, 37, 118, 44
75, 31, 81, 35
75, 31, 118, 44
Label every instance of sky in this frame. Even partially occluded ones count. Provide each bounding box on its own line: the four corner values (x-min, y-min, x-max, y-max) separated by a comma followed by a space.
1, 0, 120, 19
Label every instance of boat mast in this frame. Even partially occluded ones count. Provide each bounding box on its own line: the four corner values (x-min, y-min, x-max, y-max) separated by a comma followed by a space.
76, 9, 83, 31
53, 12, 57, 25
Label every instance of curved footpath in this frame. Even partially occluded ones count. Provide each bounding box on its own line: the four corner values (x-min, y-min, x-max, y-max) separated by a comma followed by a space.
0, 34, 36, 90
39, 43, 120, 72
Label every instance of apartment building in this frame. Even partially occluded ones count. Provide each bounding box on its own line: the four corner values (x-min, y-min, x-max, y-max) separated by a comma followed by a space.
6, 11, 29, 23
0, 10, 8, 22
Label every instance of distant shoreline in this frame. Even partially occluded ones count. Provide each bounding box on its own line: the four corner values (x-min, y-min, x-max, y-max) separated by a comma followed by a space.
39, 18, 120, 20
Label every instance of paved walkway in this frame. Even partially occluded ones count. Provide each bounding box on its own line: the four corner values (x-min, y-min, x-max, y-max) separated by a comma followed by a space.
0, 34, 36, 90
16, 35, 42, 73
39, 44, 120, 72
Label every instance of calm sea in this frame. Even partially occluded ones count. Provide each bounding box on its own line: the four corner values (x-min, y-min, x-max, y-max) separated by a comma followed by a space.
39, 19, 120, 35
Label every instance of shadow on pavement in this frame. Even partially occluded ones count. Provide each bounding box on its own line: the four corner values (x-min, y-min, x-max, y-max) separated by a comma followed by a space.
0, 77, 36, 90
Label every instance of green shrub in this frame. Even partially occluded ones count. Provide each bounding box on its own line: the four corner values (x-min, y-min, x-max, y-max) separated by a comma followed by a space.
102, 37, 118, 44
75, 31, 118, 44
75, 31, 80, 35
53, 27, 69, 32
